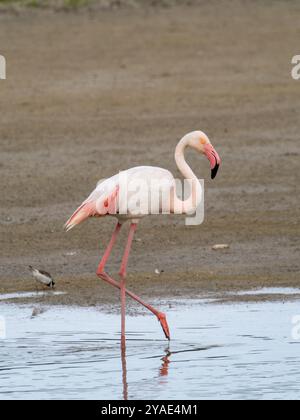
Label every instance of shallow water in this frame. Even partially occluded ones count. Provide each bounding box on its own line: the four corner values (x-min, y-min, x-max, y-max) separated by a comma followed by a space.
234, 287, 300, 296
0, 297, 300, 400
0, 291, 66, 301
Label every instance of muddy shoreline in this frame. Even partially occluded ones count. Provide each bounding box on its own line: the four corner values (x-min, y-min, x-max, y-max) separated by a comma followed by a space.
0, 1, 299, 309
1, 271, 300, 310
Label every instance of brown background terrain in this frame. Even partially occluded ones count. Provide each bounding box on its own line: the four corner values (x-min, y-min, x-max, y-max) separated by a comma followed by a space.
0, 0, 299, 307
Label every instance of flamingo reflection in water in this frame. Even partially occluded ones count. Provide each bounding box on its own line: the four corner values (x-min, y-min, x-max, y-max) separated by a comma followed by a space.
120, 345, 172, 400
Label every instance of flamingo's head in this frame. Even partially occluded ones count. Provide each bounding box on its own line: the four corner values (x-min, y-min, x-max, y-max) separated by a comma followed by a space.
187, 131, 221, 179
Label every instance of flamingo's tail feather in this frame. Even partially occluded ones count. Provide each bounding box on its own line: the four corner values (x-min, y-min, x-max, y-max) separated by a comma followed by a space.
64, 185, 119, 232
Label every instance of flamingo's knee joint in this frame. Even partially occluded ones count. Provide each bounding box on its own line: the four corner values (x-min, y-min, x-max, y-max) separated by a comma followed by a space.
96, 269, 106, 278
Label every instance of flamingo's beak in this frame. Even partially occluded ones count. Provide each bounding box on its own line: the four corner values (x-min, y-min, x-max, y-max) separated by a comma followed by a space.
204, 144, 221, 179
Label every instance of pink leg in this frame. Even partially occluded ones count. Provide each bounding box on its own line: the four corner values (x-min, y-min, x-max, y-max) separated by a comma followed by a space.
119, 224, 137, 347
97, 222, 122, 273
98, 271, 170, 340
96, 223, 170, 340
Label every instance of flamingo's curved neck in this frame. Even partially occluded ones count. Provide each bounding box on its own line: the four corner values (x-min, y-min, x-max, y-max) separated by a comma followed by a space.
175, 137, 197, 181
173, 137, 202, 214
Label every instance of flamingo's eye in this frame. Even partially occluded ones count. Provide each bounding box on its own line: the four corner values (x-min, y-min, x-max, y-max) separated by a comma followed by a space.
200, 138, 206, 145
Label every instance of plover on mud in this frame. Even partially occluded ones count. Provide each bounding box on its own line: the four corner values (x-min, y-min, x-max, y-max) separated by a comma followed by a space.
28, 266, 55, 288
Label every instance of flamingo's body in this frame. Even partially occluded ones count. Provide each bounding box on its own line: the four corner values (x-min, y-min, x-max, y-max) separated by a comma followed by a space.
65, 131, 221, 345
65, 166, 175, 230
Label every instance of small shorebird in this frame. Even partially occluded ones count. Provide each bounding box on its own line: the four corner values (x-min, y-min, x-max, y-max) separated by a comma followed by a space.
65, 131, 221, 345
29, 266, 55, 289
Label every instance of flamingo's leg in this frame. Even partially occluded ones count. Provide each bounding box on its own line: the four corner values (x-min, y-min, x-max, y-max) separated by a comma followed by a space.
119, 223, 137, 347
97, 222, 122, 273
98, 271, 170, 340
96, 222, 170, 340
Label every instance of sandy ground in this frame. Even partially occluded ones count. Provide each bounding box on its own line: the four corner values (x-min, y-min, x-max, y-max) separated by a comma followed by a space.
0, 0, 299, 308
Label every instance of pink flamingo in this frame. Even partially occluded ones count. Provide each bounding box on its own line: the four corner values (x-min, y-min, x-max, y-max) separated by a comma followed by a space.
65, 131, 221, 345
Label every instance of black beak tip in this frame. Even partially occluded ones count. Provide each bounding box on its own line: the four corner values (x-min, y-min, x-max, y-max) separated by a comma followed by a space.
211, 164, 219, 180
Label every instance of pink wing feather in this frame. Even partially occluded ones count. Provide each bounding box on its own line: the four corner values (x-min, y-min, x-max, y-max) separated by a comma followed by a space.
64, 185, 119, 232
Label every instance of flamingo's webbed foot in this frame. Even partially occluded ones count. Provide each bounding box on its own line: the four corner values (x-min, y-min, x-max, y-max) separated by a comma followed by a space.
157, 312, 171, 341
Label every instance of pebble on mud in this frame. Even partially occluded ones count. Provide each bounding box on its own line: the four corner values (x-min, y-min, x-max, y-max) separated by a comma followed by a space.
212, 244, 230, 250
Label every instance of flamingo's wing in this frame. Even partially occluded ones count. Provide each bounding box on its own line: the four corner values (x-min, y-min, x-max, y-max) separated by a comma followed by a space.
64, 180, 119, 231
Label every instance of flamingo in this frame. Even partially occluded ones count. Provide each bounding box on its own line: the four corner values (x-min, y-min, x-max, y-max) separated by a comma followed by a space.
65, 131, 221, 345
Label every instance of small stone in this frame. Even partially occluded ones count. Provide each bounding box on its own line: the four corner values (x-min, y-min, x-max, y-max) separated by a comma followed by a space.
212, 244, 230, 250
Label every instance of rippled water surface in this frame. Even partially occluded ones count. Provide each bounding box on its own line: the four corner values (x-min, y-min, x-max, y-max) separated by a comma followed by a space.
0, 297, 300, 400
